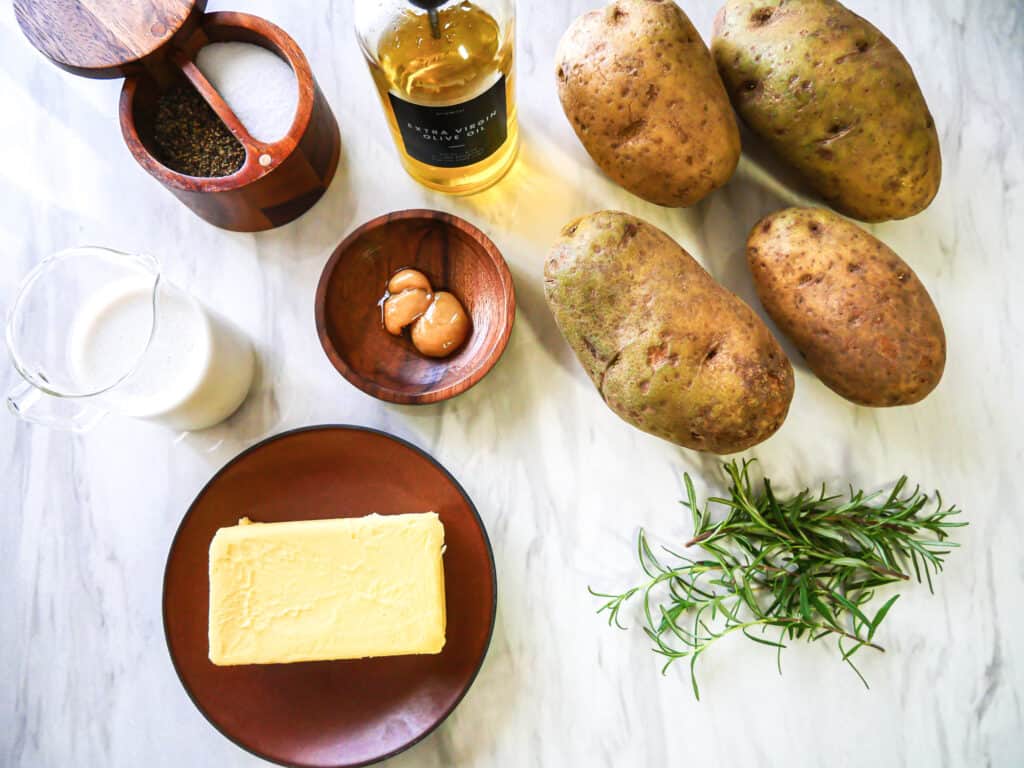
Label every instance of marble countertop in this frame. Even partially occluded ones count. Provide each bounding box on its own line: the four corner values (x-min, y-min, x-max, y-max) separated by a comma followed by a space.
2, 0, 1022, 766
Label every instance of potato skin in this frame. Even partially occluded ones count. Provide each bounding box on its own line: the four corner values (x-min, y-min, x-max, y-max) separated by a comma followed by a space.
555, 0, 740, 207
712, 0, 941, 222
747, 208, 946, 406
545, 211, 794, 454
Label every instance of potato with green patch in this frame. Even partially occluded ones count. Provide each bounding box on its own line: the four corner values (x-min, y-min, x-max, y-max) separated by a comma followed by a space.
555, 0, 740, 207
545, 211, 794, 454
747, 208, 946, 406
712, 0, 941, 222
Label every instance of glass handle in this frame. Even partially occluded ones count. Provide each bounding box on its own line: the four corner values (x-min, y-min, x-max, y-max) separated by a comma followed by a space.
6, 380, 107, 433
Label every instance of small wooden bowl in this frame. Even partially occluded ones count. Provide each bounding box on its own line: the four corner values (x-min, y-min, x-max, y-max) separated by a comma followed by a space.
316, 210, 515, 404
120, 12, 340, 231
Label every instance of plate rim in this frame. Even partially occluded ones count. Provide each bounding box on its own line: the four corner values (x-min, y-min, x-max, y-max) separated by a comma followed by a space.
162, 424, 499, 768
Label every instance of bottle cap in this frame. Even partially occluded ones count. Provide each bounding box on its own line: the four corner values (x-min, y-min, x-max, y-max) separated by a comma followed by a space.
407, 1, 447, 9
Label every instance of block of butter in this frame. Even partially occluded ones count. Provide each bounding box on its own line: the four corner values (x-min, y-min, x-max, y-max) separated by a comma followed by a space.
208, 512, 446, 666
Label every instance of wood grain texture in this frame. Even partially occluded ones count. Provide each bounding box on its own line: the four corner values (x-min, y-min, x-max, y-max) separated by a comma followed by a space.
316, 210, 517, 405
13, 0, 205, 78
119, 11, 341, 231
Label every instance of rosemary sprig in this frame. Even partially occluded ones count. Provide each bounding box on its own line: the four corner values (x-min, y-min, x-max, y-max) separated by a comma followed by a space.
591, 460, 966, 699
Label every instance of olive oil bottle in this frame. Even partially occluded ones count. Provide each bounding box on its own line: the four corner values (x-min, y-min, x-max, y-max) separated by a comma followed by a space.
356, 0, 518, 195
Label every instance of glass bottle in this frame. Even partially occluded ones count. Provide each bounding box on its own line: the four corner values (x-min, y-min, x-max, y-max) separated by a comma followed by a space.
355, 0, 518, 195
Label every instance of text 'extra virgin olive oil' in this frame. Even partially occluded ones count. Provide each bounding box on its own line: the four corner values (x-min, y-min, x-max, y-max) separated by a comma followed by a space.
356, 0, 518, 195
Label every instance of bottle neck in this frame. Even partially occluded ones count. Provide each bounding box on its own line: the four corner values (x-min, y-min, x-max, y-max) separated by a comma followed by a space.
407, 0, 446, 38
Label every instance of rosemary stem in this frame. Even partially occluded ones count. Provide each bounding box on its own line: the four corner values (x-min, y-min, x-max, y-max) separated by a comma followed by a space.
592, 460, 963, 698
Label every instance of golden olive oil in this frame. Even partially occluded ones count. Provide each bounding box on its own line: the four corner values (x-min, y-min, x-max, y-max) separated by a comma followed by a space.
361, 1, 518, 195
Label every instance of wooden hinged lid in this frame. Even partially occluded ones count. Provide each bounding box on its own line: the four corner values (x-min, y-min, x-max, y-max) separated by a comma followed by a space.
13, 0, 206, 78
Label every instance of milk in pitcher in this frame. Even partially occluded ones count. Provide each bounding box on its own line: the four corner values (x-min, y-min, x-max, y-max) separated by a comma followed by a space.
69, 277, 254, 431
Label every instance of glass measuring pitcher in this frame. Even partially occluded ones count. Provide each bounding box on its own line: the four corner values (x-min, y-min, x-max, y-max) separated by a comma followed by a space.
6, 247, 255, 433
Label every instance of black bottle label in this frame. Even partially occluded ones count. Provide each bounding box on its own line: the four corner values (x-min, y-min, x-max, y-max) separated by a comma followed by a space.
389, 75, 508, 169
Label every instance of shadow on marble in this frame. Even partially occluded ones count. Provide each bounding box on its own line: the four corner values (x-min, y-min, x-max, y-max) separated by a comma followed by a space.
378, 601, 520, 767
732, 121, 820, 210
457, 122, 610, 237
507, 259, 580, 379
246, 132, 357, 262
456, 129, 605, 378
388, 320, 545, 447
690, 122, 818, 307
687, 150, 820, 376
171, 346, 285, 460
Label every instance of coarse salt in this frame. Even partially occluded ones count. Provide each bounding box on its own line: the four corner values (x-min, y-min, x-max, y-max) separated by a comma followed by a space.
196, 42, 298, 144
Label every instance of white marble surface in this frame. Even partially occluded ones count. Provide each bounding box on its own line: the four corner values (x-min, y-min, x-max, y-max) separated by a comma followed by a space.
2, 1, 1022, 766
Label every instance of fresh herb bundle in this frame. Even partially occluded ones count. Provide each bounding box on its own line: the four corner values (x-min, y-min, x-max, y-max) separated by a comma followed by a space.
591, 460, 965, 699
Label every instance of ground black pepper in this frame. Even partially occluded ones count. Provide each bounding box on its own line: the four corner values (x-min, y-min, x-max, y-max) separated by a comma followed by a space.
152, 84, 246, 177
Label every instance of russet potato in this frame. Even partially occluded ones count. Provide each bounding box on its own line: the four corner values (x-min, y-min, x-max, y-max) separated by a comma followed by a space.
712, 0, 941, 222
747, 207, 946, 406
545, 211, 794, 454
555, 0, 740, 207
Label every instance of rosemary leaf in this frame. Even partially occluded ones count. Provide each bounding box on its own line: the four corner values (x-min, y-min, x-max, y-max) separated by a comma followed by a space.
592, 460, 965, 699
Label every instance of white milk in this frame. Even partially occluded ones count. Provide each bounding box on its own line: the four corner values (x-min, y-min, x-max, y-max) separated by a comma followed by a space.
69, 278, 254, 431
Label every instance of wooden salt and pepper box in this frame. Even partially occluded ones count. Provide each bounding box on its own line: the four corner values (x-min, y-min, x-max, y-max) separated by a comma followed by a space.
13, 0, 341, 232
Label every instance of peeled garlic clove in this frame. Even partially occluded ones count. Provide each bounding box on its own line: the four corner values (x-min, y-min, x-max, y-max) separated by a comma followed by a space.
384, 289, 433, 335
388, 268, 432, 295
411, 291, 471, 357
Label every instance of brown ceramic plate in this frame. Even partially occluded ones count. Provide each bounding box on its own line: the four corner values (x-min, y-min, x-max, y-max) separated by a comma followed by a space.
315, 210, 515, 404
163, 426, 497, 768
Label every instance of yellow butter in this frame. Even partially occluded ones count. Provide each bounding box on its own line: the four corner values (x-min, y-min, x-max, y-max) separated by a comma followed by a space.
208, 512, 446, 666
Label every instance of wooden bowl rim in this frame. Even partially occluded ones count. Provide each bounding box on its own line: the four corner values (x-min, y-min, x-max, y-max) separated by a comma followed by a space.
315, 210, 516, 405
118, 11, 317, 192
